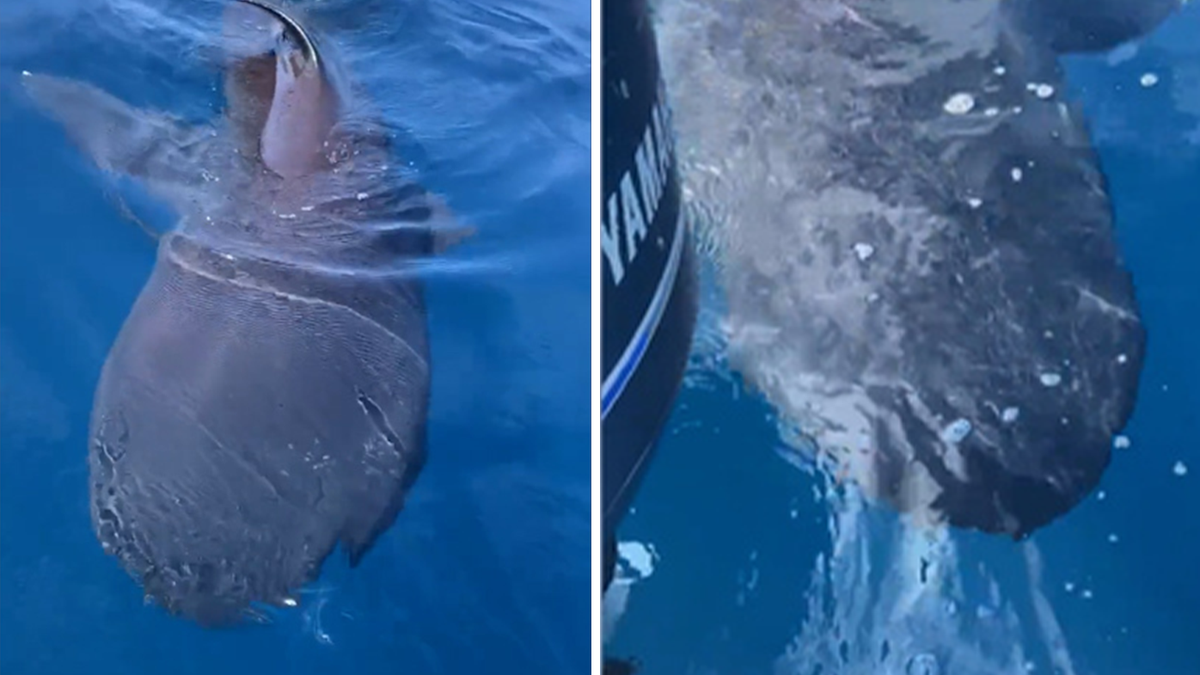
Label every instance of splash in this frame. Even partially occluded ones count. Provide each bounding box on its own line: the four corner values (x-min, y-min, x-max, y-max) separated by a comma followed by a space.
602, 541, 660, 645
677, 301, 1077, 675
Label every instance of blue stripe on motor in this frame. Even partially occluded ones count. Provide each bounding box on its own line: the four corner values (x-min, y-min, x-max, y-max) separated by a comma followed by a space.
601, 209, 685, 419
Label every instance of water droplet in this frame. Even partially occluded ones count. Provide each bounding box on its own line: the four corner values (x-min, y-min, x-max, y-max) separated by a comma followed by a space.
941, 418, 972, 443
943, 93, 975, 115
1140, 72, 1159, 88
853, 242, 875, 261
1011, 167, 1024, 182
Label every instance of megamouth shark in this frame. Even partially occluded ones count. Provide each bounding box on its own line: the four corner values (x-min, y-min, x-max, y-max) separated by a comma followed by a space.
655, 0, 1182, 537
22, 0, 468, 624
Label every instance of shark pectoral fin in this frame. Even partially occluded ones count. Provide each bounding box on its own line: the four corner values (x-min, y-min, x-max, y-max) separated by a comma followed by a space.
430, 220, 478, 254
105, 186, 165, 243
423, 192, 478, 254
22, 72, 217, 209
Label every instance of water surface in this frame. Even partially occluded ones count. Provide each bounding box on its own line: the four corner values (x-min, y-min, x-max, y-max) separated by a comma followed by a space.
0, 1, 591, 673
607, 5, 1198, 675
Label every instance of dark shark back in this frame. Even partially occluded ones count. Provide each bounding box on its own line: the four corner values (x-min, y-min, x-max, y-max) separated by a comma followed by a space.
24, 0, 466, 624
656, 0, 1163, 536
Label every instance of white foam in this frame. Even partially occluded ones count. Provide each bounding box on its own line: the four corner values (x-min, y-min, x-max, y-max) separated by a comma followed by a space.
943, 93, 976, 115
1023, 544, 1078, 675
602, 540, 661, 645
775, 480, 1048, 675
617, 540, 658, 579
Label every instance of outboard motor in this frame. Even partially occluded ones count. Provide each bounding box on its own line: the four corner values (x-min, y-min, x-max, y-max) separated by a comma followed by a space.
601, 0, 698, 608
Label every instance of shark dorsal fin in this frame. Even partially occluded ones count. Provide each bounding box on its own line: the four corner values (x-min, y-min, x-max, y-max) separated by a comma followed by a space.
230, 0, 340, 178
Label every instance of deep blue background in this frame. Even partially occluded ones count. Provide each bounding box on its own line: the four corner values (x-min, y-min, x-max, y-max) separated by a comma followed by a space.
0, 1, 591, 674
608, 5, 1199, 675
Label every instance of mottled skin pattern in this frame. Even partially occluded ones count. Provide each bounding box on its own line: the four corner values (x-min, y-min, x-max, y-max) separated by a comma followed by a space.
23, 1, 459, 624
657, 0, 1178, 536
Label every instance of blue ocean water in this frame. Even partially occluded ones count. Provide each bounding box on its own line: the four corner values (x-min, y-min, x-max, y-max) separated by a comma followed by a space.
0, 1, 590, 674
607, 6, 1199, 675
